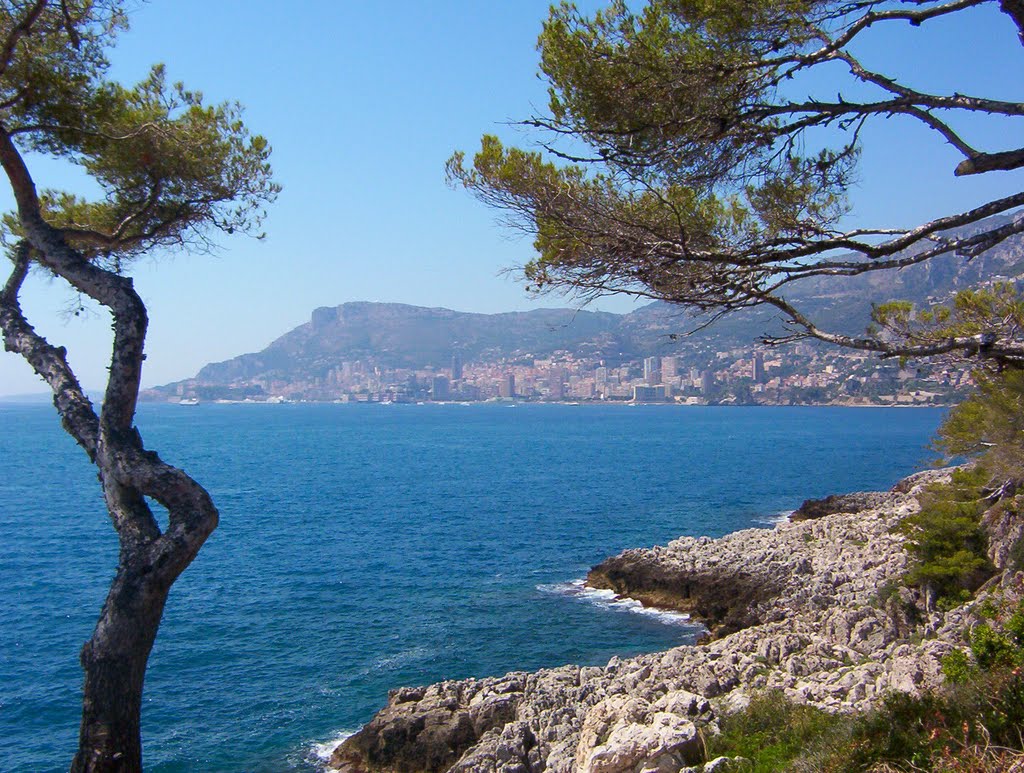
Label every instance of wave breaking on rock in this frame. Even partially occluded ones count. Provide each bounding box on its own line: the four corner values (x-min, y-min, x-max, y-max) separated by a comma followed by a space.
326, 468, 1017, 772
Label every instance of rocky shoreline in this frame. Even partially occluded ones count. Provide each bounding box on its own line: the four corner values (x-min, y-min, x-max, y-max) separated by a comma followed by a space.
328, 469, 1015, 772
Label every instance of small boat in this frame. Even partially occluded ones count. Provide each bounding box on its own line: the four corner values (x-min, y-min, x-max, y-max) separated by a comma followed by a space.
178, 398, 199, 406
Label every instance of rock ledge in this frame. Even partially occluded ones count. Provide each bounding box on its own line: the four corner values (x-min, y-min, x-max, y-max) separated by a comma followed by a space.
329, 469, 992, 773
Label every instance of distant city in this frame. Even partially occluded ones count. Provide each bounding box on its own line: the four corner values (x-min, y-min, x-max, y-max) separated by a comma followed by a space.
148, 222, 1024, 409
154, 344, 972, 406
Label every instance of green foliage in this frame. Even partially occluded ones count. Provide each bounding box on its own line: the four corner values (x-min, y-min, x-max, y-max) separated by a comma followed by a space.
935, 368, 1024, 486
940, 648, 972, 684
445, 0, 861, 309
704, 691, 841, 772
712, 675, 1024, 772
868, 284, 1024, 372
898, 467, 995, 605
706, 594, 1024, 768
0, 2, 126, 143
1007, 604, 1024, 645
941, 595, 1024, 685
969, 622, 1021, 670
447, 0, 1024, 370
445, 134, 756, 299
892, 368, 1024, 607
952, 597, 1024, 672
829, 691, 953, 772
536, 0, 835, 188
1, 1, 279, 268
977, 599, 1000, 620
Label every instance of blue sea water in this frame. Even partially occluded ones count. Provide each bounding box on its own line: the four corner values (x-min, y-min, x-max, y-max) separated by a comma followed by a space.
0, 402, 943, 772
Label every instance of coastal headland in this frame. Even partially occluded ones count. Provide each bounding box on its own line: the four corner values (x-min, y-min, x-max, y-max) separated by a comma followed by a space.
328, 469, 1023, 772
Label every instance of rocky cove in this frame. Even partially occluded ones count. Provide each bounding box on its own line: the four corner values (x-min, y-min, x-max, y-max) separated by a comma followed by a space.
328, 469, 1023, 773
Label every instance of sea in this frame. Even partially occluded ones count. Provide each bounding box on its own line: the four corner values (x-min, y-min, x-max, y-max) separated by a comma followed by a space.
0, 402, 944, 772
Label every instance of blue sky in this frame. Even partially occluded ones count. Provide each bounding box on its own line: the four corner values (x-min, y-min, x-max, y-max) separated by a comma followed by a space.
1, 0, 1021, 396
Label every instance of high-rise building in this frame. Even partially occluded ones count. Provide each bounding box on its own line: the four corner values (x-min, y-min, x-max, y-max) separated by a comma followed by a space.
752, 353, 766, 383
661, 356, 679, 379
643, 356, 660, 385
451, 353, 463, 381
548, 367, 565, 400
499, 374, 516, 399
431, 375, 450, 401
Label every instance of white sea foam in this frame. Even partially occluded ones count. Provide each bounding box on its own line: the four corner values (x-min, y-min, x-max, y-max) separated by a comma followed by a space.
357, 645, 437, 676
753, 510, 794, 527
538, 579, 698, 628
308, 729, 357, 771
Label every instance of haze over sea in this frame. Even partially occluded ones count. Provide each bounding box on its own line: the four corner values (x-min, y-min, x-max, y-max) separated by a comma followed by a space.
1, 403, 942, 772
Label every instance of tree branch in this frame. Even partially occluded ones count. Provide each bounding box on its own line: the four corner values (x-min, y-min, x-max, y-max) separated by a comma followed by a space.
0, 241, 99, 459
830, 49, 1024, 117
1000, 0, 1024, 45
763, 294, 1024, 367
956, 147, 1024, 176
810, 0, 985, 61
0, 123, 218, 572
0, 0, 47, 79
0, 124, 147, 432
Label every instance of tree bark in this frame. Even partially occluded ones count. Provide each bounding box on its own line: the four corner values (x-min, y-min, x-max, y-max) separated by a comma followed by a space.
1001, 0, 1024, 45
71, 563, 169, 773
0, 124, 219, 771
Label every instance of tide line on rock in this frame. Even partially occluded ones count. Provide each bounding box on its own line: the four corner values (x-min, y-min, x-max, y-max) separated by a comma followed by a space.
538, 578, 703, 629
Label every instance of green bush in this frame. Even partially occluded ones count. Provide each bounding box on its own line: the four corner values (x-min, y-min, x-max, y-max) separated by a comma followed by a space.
1009, 535, 1024, 572
704, 691, 841, 772
898, 467, 996, 606
970, 622, 1020, 670
710, 663, 1024, 772
935, 369, 1024, 486
940, 648, 972, 684
1006, 603, 1024, 644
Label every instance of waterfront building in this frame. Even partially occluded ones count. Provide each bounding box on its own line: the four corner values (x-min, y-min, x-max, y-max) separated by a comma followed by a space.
643, 356, 660, 386
632, 384, 668, 402
431, 376, 450, 401
548, 367, 566, 400
499, 374, 516, 399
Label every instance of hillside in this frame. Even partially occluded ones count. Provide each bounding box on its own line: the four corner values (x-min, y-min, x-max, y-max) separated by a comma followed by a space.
152, 224, 1024, 401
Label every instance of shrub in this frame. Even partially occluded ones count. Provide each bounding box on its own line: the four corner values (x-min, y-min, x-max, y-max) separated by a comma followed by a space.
704, 691, 841, 772
1006, 603, 1024, 644
969, 622, 1020, 670
711, 658, 1024, 772
940, 649, 972, 684
898, 467, 996, 606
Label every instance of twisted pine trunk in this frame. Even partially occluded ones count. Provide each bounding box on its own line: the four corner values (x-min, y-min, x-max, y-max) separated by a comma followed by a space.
0, 126, 220, 771
71, 566, 169, 773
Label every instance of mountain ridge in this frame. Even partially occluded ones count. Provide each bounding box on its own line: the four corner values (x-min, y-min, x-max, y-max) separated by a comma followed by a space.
160, 223, 1024, 397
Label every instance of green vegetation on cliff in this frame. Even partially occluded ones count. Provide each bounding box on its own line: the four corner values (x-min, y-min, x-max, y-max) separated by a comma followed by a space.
706, 596, 1024, 772
897, 467, 995, 609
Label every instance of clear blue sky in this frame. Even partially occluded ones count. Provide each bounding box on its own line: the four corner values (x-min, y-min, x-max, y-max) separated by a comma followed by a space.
1, 0, 1021, 396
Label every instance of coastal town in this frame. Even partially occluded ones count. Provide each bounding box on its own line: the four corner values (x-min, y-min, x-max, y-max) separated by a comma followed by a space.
161, 344, 975, 406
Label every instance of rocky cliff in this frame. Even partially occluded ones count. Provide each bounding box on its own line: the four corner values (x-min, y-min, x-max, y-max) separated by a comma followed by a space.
328, 470, 1020, 773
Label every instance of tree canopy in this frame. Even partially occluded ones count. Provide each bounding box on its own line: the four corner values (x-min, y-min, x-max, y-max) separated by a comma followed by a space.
448, 0, 1024, 367
0, 2, 278, 770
